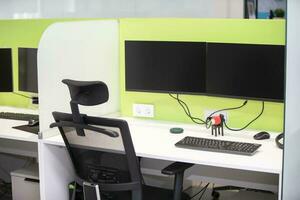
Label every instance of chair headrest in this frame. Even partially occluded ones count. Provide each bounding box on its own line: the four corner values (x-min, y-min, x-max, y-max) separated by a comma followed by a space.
62, 79, 109, 106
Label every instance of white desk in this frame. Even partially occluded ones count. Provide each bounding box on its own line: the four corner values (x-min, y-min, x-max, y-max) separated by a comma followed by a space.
41, 117, 283, 199
44, 117, 282, 173
0, 119, 38, 142
0, 106, 39, 157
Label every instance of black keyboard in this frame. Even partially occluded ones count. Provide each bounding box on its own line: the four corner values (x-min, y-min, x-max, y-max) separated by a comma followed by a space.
175, 136, 261, 156
0, 112, 39, 121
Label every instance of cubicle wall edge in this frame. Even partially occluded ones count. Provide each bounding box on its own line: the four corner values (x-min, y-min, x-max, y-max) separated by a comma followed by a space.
37, 20, 120, 200
282, 1, 300, 199
37, 20, 120, 135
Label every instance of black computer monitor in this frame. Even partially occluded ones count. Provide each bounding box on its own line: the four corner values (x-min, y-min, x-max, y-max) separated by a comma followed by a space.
125, 41, 207, 94
0, 48, 13, 92
18, 48, 38, 93
206, 43, 285, 101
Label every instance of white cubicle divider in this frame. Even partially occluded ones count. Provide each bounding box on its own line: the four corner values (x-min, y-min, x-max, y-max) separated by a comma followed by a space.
37, 20, 119, 200
283, 1, 300, 200
38, 20, 120, 137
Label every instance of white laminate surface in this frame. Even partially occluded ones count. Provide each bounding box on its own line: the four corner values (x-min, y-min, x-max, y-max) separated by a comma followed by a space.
42, 117, 282, 174
0, 106, 38, 114
0, 106, 39, 142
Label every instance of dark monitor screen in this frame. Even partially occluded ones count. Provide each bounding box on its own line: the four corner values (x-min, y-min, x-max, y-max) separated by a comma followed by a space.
18, 48, 38, 93
206, 43, 285, 101
125, 41, 206, 94
0, 48, 13, 92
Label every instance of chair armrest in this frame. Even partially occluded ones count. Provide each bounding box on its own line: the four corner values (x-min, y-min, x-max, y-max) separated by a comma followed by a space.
162, 162, 194, 200
161, 162, 194, 176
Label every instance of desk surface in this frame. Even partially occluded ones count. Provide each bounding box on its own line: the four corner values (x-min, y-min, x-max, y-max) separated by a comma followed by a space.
43, 117, 282, 174
0, 106, 38, 142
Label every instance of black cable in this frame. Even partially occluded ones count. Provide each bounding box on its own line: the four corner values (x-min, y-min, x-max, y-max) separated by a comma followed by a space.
189, 188, 203, 199
189, 182, 208, 199
169, 94, 190, 117
207, 100, 248, 119
198, 183, 209, 200
176, 94, 206, 125
205, 100, 248, 129
169, 93, 202, 123
169, 93, 206, 125
224, 101, 265, 131
169, 93, 262, 132
13, 92, 32, 99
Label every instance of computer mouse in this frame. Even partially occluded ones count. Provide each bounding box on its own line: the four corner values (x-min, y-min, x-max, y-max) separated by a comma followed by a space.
254, 131, 270, 140
28, 119, 39, 127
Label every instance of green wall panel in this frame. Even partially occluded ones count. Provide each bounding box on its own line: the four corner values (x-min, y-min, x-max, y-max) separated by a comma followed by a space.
119, 19, 286, 132
0, 19, 62, 109
0, 18, 286, 132
0, 19, 86, 109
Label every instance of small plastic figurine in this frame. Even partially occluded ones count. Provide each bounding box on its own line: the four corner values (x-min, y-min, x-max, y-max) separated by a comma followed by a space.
208, 114, 225, 137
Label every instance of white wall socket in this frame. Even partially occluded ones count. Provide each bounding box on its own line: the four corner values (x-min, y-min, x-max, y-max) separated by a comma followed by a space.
133, 104, 154, 118
204, 110, 228, 122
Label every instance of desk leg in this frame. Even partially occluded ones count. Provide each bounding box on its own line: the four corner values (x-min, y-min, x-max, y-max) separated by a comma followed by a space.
173, 172, 183, 200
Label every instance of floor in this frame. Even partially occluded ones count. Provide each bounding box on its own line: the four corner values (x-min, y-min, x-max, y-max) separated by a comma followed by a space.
0, 178, 278, 200
0, 181, 11, 200
0, 191, 12, 200
187, 186, 277, 200
1, 188, 276, 200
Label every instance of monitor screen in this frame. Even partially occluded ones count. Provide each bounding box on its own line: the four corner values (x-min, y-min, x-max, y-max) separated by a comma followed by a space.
0, 48, 13, 92
206, 43, 285, 101
18, 48, 38, 93
125, 41, 206, 94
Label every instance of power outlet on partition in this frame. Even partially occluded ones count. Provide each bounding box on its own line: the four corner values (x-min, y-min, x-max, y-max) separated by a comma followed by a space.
133, 104, 154, 118
204, 110, 228, 122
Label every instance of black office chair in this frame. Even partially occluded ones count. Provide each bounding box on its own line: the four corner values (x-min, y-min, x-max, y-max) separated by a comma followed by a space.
50, 79, 193, 200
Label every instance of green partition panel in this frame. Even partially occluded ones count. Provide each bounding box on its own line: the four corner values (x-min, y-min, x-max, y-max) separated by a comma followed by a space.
0, 18, 285, 132
0, 19, 89, 109
0, 19, 63, 108
120, 19, 286, 132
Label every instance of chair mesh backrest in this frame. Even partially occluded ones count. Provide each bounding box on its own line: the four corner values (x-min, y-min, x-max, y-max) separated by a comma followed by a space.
52, 112, 143, 198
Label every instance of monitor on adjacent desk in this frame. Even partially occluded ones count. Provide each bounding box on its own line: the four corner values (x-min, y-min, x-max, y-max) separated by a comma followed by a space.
18, 48, 38, 93
0, 48, 13, 92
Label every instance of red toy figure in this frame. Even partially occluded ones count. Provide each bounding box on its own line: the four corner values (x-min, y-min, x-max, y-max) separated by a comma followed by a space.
208, 114, 225, 137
